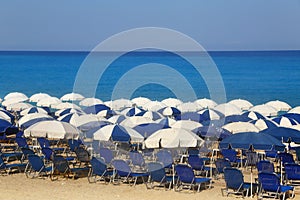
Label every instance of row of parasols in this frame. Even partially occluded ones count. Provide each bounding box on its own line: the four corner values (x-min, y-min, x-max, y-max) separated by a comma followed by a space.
1, 92, 300, 150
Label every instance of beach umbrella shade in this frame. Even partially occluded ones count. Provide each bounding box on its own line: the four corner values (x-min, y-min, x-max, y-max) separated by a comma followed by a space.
158, 106, 181, 117
213, 103, 242, 116
198, 109, 224, 121
194, 98, 217, 109
272, 116, 298, 127
55, 108, 85, 117
0, 110, 15, 123
4, 92, 28, 101
131, 97, 151, 107
155, 117, 177, 127
37, 97, 61, 107
250, 119, 278, 131
290, 124, 300, 132
121, 107, 144, 117
144, 128, 204, 148
135, 110, 163, 121
79, 98, 103, 107
57, 112, 83, 123
1, 96, 29, 107
0, 119, 13, 132
20, 107, 48, 116
177, 102, 203, 113
120, 116, 153, 128
282, 113, 300, 124
249, 104, 278, 117
228, 99, 253, 111
52, 102, 81, 110
18, 113, 54, 129
29, 93, 51, 102
24, 121, 80, 139
241, 111, 266, 120
161, 98, 183, 107
60, 93, 85, 101
261, 127, 300, 143
178, 112, 203, 122
96, 109, 118, 118
142, 101, 167, 112
107, 99, 133, 111
93, 124, 144, 143
223, 115, 252, 124
67, 114, 103, 127
195, 126, 232, 140
6, 102, 33, 112
219, 131, 284, 150
222, 122, 260, 134
170, 120, 203, 132
107, 115, 127, 124
288, 106, 300, 114
265, 100, 291, 112
84, 104, 111, 114
132, 123, 168, 138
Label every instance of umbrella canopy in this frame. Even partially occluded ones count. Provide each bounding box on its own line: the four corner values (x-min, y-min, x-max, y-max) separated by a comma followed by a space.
272, 116, 298, 127
18, 113, 54, 129
6, 102, 33, 112
29, 93, 51, 102
20, 107, 48, 116
52, 102, 81, 110
261, 127, 300, 143
121, 107, 144, 117
158, 106, 181, 117
144, 128, 204, 148
195, 126, 232, 140
250, 119, 278, 131
170, 120, 203, 132
55, 108, 85, 117
265, 100, 291, 112
178, 112, 203, 122
96, 109, 118, 118
288, 106, 300, 114
241, 111, 266, 120
0, 110, 15, 123
131, 97, 151, 107
79, 98, 103, 107
93, 124, 144, 143
60, 93, 85, 101
155, 117, 177, 127
107, 115, 127, 124
222, 122, 260, 134
223, 115, 252, 124
219, 132, 284, 150
107, 99, 133, 111
4, 92, 28, 101
194, 98, 217, 109
135, 110, 163, 121
228, 99, 253, 111
177, 102, 203, 113
282, 113, 300, 123
142, 101, 167, 112
2, 97, 28, 107
37, 97, 61, 107
24, 120, 80, 139
84, 104, 111, 114
213, 103, 242, 116
249, 104, 278, 117
161, 98, 183, 107
198, 109, 224, 121
133, 123, 168, 138
0, 119, 13, 132
120, 116, 152, 128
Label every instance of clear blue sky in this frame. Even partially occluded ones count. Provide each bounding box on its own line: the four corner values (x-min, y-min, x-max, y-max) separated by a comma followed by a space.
1, 0, 299, 51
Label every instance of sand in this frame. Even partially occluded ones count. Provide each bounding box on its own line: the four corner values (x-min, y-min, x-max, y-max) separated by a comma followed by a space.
0, 165, 298, 200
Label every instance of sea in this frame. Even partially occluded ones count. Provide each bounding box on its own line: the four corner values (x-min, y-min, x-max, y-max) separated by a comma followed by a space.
0, 50, 300, 107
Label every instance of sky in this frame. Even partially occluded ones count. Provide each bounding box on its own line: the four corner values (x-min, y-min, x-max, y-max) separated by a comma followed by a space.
0, 0, 300, 51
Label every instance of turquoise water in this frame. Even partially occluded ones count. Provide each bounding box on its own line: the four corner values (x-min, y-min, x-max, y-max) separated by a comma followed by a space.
0, 50, 300, 107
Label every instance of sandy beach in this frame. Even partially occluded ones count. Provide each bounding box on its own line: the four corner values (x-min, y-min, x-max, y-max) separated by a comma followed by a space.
1, 168, 298, 200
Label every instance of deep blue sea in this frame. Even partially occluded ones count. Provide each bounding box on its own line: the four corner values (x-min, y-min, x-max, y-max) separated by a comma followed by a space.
0, 50, 300, 107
